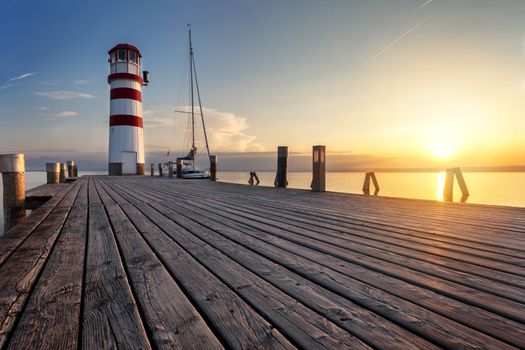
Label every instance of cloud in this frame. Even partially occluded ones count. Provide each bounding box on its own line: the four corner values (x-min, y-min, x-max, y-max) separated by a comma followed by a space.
39, 106, 48, 110
54, 110, 77, 118
34, 90, 95, 100
9, 72, 36, 81
73, 80, 90, 85
0, 84, 13, 90
143, 105, 264, 152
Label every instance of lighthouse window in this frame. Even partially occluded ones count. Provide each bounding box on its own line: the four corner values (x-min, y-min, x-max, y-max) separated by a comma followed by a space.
110, 51, 116, 63
118, 49, 126, 61
130, 51, 137, 63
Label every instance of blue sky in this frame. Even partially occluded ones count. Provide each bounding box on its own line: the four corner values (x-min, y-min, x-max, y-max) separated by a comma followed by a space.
1, 0, 525, 170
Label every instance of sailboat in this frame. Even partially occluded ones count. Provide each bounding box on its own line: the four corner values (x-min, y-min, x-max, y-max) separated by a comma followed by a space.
175, 25, 211, 179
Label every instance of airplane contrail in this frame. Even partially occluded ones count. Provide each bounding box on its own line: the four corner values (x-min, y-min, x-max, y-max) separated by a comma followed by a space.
368, 13, 434, 62
417, 0, 433, 10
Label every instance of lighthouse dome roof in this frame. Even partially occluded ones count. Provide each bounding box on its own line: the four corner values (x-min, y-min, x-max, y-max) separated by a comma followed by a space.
108, 43, 142, 57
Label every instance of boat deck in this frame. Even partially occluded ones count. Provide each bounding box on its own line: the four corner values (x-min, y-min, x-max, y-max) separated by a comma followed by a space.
0, 175, 524, 349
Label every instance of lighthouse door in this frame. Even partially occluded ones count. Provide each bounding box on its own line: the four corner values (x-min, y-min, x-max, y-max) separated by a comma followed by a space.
122, 151, 137, 175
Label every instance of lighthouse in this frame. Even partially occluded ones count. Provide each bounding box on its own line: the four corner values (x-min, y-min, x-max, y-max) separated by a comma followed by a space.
107, 43, 148, 175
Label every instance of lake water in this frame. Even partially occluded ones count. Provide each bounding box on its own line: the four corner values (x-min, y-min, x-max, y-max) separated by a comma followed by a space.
1, 171, 524, 235
218, 171, 525, 208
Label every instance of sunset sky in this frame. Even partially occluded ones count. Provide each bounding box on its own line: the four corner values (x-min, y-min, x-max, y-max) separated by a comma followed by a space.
1, 0, 524, 170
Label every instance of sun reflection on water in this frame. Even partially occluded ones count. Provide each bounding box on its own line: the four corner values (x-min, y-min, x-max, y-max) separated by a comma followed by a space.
436, 171, 446, 201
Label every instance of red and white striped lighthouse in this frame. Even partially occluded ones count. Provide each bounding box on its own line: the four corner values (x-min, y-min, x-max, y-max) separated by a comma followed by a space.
107, 43, 147, 175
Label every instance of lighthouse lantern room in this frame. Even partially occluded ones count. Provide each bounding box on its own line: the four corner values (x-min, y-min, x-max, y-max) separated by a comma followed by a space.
107, 43, 147, 175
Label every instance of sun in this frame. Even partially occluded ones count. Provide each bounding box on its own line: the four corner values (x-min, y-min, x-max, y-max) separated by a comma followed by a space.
429, 141, 455, 159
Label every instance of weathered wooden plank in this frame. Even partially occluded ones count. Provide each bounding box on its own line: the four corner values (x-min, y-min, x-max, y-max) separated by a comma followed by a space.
25, 183, 68, 198
167, 181, 525, 249
98, 179, 296, 349
81, 179, 151, 349
152, 198, 521, 350
0, 180, 81, 267
123, 207, 440, 349
94, 181, 224, 349
135, 181, 525, 303
198, 197, 525, 290
129, 201, 370, 350
0, 181, 82, 348
177, 180, 525, 240
218, 194, 525, 264
175, 200, 525, 348
6, 181, 88, 349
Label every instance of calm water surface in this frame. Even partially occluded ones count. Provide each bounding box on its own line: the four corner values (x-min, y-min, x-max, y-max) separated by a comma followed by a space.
1, 171, 524, 234
218, 171, 525, 208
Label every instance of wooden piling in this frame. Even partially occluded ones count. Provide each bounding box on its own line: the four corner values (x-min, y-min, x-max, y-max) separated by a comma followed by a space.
443, 168, 455, 202
158, 163, 163, 177
176, 159, 183, 178
311, 145, 326, 192
454, 167, 469, 197
59, 163, 67, 183
67, 161, 74, 177
363, 172, 380, 195
168, 162, 174, 178
210, 155, 217, 181
150, 163, 155, 176
249, 172, 261, 186
274, 146, 288, 188
46, 163, 60, 184
0, 154, 25, 233
363, 173, 371, 194
73, 165, 78, 177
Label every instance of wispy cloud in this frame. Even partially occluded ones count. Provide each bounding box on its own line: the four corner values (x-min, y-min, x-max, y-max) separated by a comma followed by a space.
54, 110, 78, 118
34, 90, 95, 100
9, 72, 36, 81
0, 84, 13, 90
368, 14, 434, 62
73, 79, 91, 85
39, 106, 48, 111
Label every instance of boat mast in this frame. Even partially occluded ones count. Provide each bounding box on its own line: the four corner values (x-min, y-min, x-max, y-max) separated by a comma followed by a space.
192, 55, 211, 160
188, 24, 195, 169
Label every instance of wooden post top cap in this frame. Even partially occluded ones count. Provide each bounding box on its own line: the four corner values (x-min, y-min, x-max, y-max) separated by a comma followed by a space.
277, 146, 288, 157
0, 153, 25, 173
66, 160, 75, 166
46, 162, 60, 172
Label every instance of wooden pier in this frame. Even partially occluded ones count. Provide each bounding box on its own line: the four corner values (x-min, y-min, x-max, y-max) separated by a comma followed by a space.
0, 176, 524, 349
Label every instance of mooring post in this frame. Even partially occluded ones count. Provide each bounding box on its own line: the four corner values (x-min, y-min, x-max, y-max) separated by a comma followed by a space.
158, 163, 163, 177
363, 172, 380, 195
73, 165, 78, 177
311, 145, 326, 192
443, 168, 455, 202
0, 154, 26, 233
67, 160, 75, 177
454, 167, 469, 199
210, 155, 217, 181
168, 162, 174, 178
150, 163, 154, 176
176, 159, 183, 178
46, 162, 60, 184
59, 163, 67, 183
363, 173, 371, 194
274, 146, 288, 188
